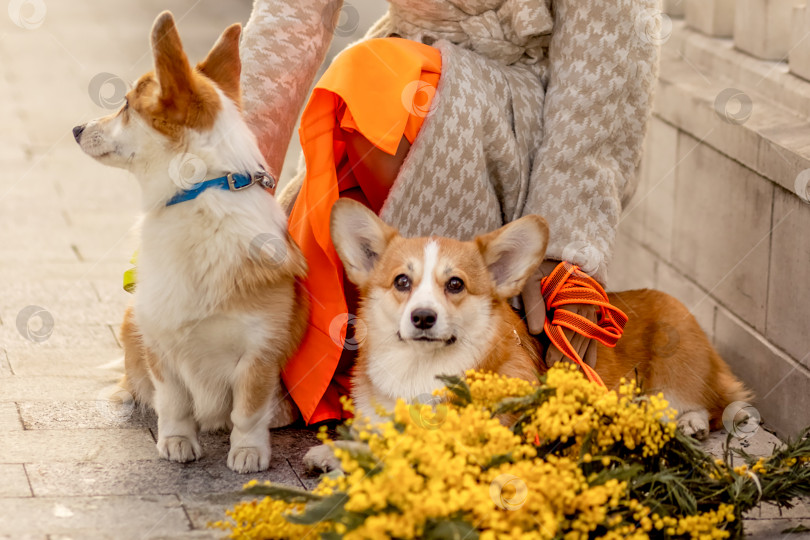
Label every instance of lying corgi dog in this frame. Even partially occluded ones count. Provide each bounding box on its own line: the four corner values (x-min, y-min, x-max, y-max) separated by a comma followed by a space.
73, 12, 308, 473
304, 199, 751, 471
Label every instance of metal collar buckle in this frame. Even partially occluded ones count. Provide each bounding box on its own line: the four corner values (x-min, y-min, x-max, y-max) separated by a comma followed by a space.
227, 173, 254, 192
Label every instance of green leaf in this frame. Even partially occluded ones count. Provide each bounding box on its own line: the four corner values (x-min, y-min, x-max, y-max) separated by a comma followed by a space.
423, 518, 479, 540
492, 394, 538, 416
782, 524, 810, 534
241, 483, 322, 503
578, 430, 594, 461
287, 492, 350, 525
589, 463, 645, 486
484, 452, 514, 470
436, 374, 472, 406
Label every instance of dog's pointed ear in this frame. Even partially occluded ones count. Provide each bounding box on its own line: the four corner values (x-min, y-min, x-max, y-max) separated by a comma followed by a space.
330, 199, 399, 288
151, 11, 194, 121
475, 215, 549, 299
197, 23, 242, 107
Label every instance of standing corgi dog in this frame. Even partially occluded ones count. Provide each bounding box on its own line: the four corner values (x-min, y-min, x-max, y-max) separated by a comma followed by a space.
329, 199, 751, 438
73, 12, 308, 473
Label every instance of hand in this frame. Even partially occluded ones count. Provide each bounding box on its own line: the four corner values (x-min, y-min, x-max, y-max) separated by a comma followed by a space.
521, 260, 598, 369
521, 267, 547, 335
544, 302, 598, 369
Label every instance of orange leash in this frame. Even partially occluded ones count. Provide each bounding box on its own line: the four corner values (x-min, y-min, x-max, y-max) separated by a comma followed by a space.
539, 262, 629, 387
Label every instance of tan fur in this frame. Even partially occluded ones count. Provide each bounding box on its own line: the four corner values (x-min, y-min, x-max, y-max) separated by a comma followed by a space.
124, 13, 228, 144
120, 306, 157, 397
77, 11, 309, 472
122, 261, 310, 421
196, 23, 243, 108
463, 287, 753, 428
476, 302, 542, 382
240, 279, 310, 416
598, 290, 753, 429
332, 201, 751, 435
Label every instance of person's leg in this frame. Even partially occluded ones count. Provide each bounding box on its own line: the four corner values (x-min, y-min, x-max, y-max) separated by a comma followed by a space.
343, 132, 411, 213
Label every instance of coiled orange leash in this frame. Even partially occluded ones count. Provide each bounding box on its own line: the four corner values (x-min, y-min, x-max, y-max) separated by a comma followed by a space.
539, 262, 629, 387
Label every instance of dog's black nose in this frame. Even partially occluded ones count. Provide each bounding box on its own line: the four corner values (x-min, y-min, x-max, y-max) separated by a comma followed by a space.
72, 124, 85, 143
411, 308, 437, 330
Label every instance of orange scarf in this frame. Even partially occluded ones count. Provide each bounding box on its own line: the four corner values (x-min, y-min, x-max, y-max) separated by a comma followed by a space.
284, 38, 441, 424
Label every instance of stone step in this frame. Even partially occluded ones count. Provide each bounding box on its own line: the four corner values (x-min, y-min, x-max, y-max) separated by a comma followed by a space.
658, 23, 810, 202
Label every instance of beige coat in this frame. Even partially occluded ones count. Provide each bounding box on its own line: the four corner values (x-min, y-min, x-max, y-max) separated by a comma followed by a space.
240, 0, 661, 284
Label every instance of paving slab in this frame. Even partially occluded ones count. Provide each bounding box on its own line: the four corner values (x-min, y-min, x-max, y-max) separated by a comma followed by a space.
702, 427, 784, 462
17, 400, 152, 431
0, 351, 13, 377
26, 428, 313, 497
0, 429, 156, 463
759, 499, 810, 520
7, 348, 125, 378
180, 492, 259, 532
0, 495, 190, 539
744, 518, 810, 539
0, 464, 32, 497
0, 376, 117, 403
0, 322, 118, 358
0, 402, 23, 431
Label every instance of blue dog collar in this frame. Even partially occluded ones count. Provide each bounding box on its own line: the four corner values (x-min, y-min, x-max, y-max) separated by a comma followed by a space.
165, 169, 275, 207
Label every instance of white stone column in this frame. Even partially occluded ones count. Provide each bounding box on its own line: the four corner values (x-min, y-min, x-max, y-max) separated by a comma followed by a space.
734, 0, 795, 60
686, 0, 736, 37
789, 4, 810, 81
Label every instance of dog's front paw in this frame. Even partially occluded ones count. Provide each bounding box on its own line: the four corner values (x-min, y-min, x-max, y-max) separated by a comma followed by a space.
228, 446, 270, 473
158, 435, 202, 463
303, 444, 341, 473
678, 410, 710, 440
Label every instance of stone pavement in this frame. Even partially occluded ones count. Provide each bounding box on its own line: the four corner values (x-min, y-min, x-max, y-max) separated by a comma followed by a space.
0, 0, 807, 538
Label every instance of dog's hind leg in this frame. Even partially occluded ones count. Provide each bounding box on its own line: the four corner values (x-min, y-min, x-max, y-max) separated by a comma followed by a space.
120, 306, 155, 407
662, 393, 710, 440
267, 380, 299, 429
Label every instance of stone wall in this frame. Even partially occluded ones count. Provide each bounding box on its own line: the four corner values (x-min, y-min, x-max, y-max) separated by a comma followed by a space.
608, 3, 810, 438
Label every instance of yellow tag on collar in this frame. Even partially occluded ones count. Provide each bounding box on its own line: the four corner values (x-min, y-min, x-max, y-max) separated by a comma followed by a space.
123, 250, 138, 293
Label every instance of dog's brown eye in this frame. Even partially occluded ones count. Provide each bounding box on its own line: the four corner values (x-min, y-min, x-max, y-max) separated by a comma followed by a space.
446, 277, 464, 293
394, 274, 411, 292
